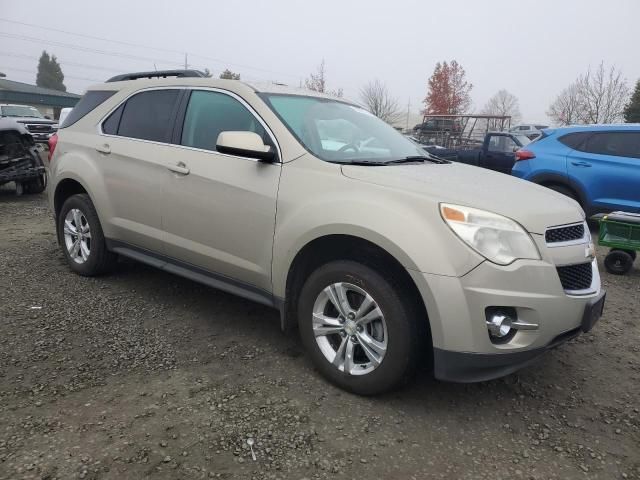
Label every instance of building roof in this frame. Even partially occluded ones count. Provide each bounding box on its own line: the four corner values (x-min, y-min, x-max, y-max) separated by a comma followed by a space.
0, 78, 81, 108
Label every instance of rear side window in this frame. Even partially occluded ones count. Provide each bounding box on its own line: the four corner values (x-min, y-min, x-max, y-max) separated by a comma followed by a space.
180, 90, 267, 152
582, 132, 640, 159
60, 90, 116, 128
558, 132, 590, 150
116, 90, 180, 142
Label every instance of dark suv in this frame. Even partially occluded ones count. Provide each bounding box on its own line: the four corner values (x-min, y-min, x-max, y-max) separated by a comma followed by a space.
414, 118, 462, 134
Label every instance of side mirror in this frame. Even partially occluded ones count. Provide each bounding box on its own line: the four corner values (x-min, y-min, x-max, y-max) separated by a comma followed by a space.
216, 131, 276, 162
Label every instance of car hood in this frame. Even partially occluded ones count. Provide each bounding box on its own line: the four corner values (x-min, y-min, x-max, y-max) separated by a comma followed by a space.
340, 162, 584, 234
11, 117, 56, 125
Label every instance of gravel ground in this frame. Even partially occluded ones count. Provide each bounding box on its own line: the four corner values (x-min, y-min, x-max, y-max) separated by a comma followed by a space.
0, 186, 639, 480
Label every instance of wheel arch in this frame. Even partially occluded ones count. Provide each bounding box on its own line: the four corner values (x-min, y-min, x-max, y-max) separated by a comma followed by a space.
530, 172, 589, 212
53, 177, 90, 219
279, 233, 432, 352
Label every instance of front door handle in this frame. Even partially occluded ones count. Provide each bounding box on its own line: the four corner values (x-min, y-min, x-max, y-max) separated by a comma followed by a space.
167, 162, 190, 175
571, 161, 592, 167
96, 143, 111, 154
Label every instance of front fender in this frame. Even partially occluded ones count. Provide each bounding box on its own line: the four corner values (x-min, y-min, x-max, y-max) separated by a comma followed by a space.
271, 157, 483, 298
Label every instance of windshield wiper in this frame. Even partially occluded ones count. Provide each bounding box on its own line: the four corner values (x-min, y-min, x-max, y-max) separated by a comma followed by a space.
385, 155, 448, 165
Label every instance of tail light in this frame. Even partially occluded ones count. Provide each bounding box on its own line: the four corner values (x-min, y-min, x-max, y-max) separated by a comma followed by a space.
515, 149, 535, 161
48, 133, 58, 161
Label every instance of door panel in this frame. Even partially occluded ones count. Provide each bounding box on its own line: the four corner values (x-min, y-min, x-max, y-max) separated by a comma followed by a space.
163, 149, 281, 292
99, 136, 173, 252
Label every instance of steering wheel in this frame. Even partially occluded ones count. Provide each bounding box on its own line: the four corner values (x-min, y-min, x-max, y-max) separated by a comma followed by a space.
338, 143, 360, 153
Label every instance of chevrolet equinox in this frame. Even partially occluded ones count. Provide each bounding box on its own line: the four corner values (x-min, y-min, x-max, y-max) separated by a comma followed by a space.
48, 70, 605, 395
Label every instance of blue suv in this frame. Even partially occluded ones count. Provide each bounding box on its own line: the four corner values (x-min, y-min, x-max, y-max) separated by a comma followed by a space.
512, 125, 640, 215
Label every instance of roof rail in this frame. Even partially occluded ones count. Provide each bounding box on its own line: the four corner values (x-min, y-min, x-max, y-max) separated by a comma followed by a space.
106, 69, 207, 82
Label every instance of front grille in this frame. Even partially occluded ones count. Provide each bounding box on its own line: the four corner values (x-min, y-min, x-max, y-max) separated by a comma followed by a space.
545, 223, 585, 243
556, 262, 593, 291
25, 124, 54, 133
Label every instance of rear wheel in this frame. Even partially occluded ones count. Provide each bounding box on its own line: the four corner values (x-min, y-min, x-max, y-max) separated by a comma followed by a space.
24, 174, 46, 194
57, 194, 117, 276
604, 250, 634, 275
297, 260, 422, 395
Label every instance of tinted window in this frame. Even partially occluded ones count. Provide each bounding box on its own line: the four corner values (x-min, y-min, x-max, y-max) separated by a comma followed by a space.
117, 90, 179, 142
558, 132, 590, 150
60, 90, 116, 128
582, 132, 640, 158
102, 104, 124, 135
534, 125, 549, 130
181, 90, 267, 152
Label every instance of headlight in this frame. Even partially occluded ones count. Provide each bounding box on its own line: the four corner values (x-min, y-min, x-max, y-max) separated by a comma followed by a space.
52, 124, 59, 129
440, 203, 540, 265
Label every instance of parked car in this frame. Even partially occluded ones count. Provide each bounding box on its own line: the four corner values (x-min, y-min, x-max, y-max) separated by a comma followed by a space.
58, 107, 73, 127
414, 117, 463, 134
0, 104, 58, 144
510, 124, 549, 140
424, 132, 531, 173
0, 118, 46, 195
512, 124, 640, 215
48, 70, 604, 395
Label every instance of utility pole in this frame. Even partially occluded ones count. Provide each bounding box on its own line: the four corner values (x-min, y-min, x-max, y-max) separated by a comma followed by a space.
184, 53, 188, 70
406, 98, 410, 131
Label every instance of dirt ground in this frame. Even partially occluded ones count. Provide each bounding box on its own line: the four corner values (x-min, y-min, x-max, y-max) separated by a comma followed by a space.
0, 186, 638, 480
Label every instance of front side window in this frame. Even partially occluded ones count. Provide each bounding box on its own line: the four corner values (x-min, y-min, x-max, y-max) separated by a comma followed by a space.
116, 89, 180, 142
261, 94, 425, 163
181, 90, 267, 152
582, 132, 640, 159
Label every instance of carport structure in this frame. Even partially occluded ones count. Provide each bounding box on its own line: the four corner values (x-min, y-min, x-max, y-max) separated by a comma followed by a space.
0, 78, 80, 119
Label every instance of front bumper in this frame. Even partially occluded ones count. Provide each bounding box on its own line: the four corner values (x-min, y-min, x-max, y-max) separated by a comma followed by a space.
432, 289, 604, 382
409, 254, 603, 382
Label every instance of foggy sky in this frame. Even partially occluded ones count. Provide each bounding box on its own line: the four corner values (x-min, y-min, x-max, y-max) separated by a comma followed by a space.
1, 0, 638, 123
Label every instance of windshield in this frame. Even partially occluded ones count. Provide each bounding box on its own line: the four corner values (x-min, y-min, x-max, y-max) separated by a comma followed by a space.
1, 105, 44, 118
261, 94, 426, 164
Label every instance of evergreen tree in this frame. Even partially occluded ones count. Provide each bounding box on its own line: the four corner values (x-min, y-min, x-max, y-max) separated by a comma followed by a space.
36, 51, 66, 91
624, 80, 640, 123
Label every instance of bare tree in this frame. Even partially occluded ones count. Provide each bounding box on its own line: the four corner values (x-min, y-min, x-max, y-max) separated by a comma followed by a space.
359, 79, 401, 124
304, 59, 343, 97
547, 83, 582, 125
482, 89, 521, 129
548, 63, 629, 125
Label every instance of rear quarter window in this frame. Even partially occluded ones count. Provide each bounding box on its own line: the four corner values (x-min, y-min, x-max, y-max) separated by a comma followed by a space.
558, 132, 590, 150
60, 90, 116, 128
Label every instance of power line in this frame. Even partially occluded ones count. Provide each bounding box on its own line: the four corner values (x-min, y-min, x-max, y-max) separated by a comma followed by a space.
0, 65, 102, 83
0, 51, 123, 73
0, 32, 186, 68
0, 17, 301, 80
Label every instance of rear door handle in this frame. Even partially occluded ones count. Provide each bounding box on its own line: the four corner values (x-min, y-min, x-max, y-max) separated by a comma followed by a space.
571, 161, 592, 167
167, 162, 190, 175
95, 143, 111, 154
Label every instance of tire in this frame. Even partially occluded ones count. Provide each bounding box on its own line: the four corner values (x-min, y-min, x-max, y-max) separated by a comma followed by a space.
24, 174, 46, 194
604, 250, 633, 275
297, 260, 422, 395
57, 193, 117, 276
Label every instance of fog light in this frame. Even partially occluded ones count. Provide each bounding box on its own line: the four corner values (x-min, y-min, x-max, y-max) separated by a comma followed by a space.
487, 314, 512, 337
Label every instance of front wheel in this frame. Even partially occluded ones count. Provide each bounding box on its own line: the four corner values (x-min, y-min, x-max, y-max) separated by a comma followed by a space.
297, 260, 423, 395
